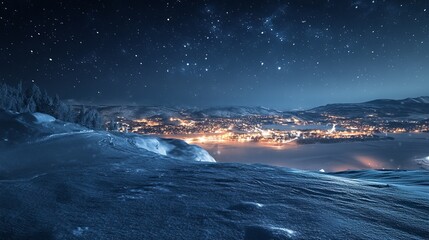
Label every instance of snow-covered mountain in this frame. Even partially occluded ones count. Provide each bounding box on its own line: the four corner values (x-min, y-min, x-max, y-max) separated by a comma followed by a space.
310, 96, 429, 118
1, 109, 428, 239
96, 105, 184, 120
97, 105, 286, 120
95, 96, 429, 122
189, 106, 282, 118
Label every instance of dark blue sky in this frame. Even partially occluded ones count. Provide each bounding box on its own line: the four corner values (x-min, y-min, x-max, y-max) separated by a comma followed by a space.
1, 0, 428, 109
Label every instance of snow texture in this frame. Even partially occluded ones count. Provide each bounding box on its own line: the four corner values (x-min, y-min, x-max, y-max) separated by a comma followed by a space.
0, 110, 428, 239
32, 112, 56, 123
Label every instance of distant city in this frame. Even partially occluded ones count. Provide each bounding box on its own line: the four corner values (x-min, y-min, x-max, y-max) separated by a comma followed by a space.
99, 97, 429, 146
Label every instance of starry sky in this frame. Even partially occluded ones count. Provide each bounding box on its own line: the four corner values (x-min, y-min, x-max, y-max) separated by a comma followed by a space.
0, 0, 428, 109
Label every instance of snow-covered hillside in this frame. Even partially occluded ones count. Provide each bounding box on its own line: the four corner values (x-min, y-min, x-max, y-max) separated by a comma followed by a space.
96, 105, 286, 120
0, 110, 428, 239
96, 105, 184, 120
190, 106, 282, 118
311, 96, 429, 118
0, 110, 214, 169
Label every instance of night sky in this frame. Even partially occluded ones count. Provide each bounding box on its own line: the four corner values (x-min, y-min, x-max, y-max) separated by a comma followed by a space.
1, 0, 428, 109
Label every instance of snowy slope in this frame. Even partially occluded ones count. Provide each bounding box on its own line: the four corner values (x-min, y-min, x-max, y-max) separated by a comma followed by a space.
96, 105, 285, 120
311, 96, 429, 118
94, 96, 429, 123
0, 110, 428, 239
0, 110, 215, 169
190, 106, 283, 118
96, 105, 184, 120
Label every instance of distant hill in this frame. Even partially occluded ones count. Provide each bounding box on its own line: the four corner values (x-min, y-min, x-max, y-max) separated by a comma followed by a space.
309, 96, 429, 119
94, 96, 429, 121
97, 105, 287, 120
189, 106, 282, 118
96, 105, 184, 120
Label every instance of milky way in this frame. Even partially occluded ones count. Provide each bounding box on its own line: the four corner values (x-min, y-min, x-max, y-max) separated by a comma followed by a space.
0, 0, 428, 109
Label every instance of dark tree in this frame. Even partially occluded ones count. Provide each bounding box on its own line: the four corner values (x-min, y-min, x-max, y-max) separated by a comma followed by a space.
25, 97, 37, 113
77, 106, 104, 130
107, 118, 119, 131
0, 82, 104, 130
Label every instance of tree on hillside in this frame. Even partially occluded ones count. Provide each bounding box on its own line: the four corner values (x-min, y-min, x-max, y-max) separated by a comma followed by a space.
0, 82, 103, 129
25, 97, 37, 113
77, 106, 104, 129
107, 118, 119, 131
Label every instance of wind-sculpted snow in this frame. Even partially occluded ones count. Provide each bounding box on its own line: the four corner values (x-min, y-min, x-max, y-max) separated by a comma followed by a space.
1, 162, 428, 239
32, 112, 56, 123
134, 136, 172, 155
131, 136, 215, 162
0, 110, 428, 239
0, 110, 93, 145
416, 156, 429, 170
0, 110, 215, 178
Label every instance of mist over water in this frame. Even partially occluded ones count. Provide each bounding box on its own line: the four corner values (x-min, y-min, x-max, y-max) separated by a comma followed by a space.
197, 133, 429, 172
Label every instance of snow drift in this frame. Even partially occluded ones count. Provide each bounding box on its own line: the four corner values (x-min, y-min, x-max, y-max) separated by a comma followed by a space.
0, 110, 215, 164
0, 109, 428, 239
132, 136, 215, 162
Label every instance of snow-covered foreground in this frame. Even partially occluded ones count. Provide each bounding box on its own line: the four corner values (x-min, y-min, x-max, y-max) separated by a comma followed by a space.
1, 110, 428, 239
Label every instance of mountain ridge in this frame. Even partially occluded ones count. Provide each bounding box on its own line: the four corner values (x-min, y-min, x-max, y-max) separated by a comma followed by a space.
93, 96, 429, 120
